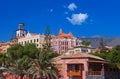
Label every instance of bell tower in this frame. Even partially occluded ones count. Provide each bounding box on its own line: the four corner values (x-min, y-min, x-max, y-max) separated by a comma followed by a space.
16, 23, 26, 37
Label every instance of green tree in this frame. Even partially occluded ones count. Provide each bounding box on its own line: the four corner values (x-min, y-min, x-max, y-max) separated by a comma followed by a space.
23, 43, 38, 59
7, 44, 24, 79
43, 26, 52, 52
107, 45, 120, 69
90, 45, 120, 69
47, 52, 60, 59
82, 40, 91, 46
27, 49, 58, 79
0, 53, 8, 74
0, 53, 7, 66
8, 55, 31, 79
90, 52, 107, 59
7, 44, 24, 62
99, 38, 109, 53
7, 44, 38, 79
27, 27, 59, 79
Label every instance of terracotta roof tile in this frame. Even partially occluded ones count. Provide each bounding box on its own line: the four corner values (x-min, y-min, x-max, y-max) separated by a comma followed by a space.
57, 52, 104, 61
30, 33, 38, 36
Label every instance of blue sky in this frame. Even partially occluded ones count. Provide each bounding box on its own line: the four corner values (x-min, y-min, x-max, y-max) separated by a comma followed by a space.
0, 0, 120, 42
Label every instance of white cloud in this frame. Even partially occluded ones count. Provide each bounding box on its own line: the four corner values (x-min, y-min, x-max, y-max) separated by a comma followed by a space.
68, 3, 77, 11
66, 13, 88, 25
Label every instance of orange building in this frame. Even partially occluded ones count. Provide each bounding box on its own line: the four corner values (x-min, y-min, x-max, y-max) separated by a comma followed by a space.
54, 50, 120, 79
51, 29, 81, 54
0, 42, 12, 53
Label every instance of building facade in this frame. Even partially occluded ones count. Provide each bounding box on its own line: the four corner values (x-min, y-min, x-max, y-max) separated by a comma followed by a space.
51, 29, 81, 54
18, 32, 45, 48
67, 46, 95, 54
10, 23, 45, 48
11, 23, 27, 44
16, 23, 27, 38
0, 42, 12, 53
54, 49, 120, 79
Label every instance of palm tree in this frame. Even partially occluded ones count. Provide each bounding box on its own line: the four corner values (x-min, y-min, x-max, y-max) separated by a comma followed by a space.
8, 55, 31, 79
0, 53, 7, 67
26, 26, 58, 79
27, 49, 58, 79
7, 44, 33, 79
0, 53, 8, 74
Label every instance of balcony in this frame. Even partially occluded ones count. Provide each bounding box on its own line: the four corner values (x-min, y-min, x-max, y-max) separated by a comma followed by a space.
67, 70, 81, 76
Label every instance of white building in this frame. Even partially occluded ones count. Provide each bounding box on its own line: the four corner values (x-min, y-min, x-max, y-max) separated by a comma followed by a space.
66, 46, 95, 54
18, 32, 45, 48
16, 23, 27, 38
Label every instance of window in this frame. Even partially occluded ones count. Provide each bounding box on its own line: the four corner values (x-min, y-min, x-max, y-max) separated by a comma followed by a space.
81, 48, 88, 53
71, 64, 79, 71
37, 39, 39, 42
37, 44, 39, 47
21, 42, 23, 45
63, 42, 64, 45
34, 39, 36, 43
30, 40, 32, 43
66, 41, 68, 45
25, 41, 26, 44
59, 41, 61, 44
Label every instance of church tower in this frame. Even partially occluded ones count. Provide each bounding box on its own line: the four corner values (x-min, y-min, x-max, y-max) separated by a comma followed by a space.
59, 28, 63, 35
16, 23, 26, 38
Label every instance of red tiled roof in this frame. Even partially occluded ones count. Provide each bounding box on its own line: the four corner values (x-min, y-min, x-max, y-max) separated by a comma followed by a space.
55, 52, 104, 61
58, 29, 73, 38
30, 33, 38, 36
